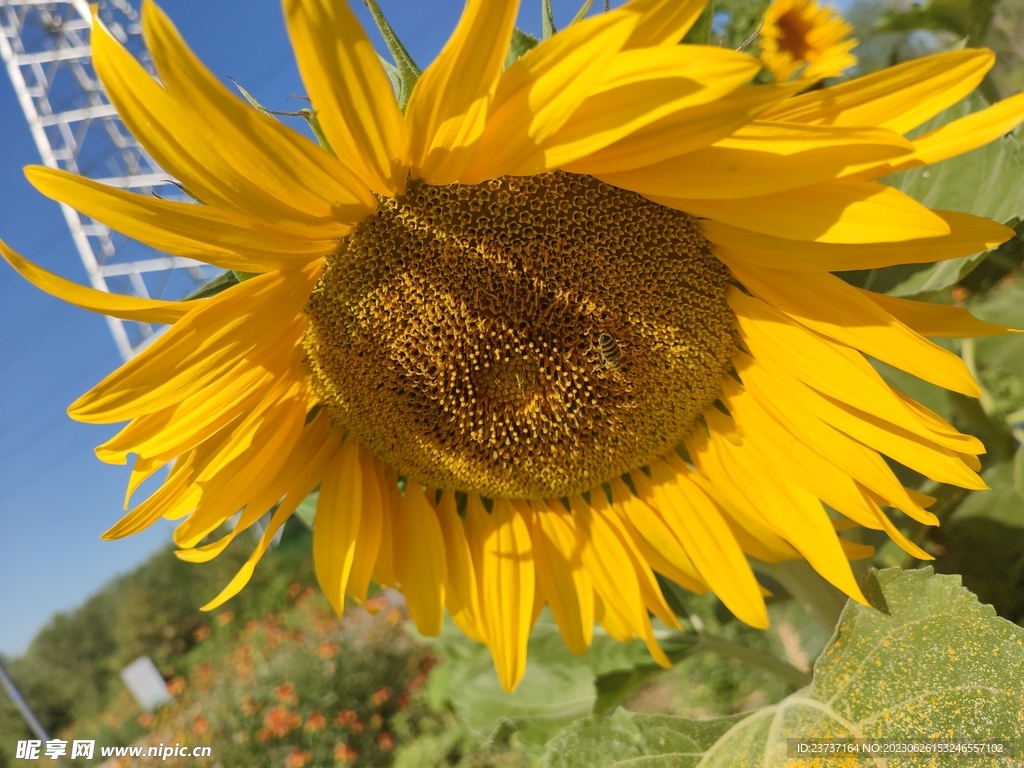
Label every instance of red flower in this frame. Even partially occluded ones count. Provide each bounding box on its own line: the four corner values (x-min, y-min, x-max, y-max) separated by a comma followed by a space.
378, 732, 395, 751
283, 749, 311, 768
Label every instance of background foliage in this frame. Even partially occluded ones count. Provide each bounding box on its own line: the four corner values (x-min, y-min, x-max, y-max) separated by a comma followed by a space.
6, 0, 1024, 765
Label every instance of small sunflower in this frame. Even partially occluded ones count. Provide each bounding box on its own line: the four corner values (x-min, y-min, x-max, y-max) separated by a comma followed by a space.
5, 0, 1024, 692
759, 0, 858, 82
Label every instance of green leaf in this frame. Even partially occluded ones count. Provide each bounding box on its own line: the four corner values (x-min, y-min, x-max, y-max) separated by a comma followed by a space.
542, 0, 557, 39
543, 568, 1024, 765
951, 461, 1024, 526
682, 0, 716, 44
292, 490, 318, 530
505, 28, 540, 69
183, 270, 238, 301
544, 709, 748, 768
422, 612, 654, 754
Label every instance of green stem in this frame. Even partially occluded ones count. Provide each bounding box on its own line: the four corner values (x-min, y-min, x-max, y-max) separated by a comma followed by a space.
363, 0, 420, 109
570, 0, 594, 25
690, 633, 812, 689
542, 0, 557, 38
756, 560, 848, 632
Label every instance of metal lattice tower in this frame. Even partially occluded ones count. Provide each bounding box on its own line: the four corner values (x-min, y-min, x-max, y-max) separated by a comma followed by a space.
0, 0, 218, 360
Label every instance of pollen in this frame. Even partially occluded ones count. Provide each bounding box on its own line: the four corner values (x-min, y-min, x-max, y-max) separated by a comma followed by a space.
303, 171, 737, 499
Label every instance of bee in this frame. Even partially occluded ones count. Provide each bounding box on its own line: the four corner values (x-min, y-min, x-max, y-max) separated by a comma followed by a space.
597, 333, 620, 369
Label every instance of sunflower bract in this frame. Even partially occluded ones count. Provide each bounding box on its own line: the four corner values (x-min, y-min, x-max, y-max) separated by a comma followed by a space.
2, 0, 1022, 692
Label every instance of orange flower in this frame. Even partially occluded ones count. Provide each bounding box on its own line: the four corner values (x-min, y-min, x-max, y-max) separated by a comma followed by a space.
216, 610, 235, 626
333, 743, 357, 764
194, 663, 215, 691
284, 749, 311, 768
256, 727, 272, 743
334, 710, 358, 727
317, 642, 340, 659
192, 625, 210, 642
365, 595, 387, 613
287, 583, 303, 599
240, 696, 262, 715
369, 686, 390, 708
136, 712, 153, 728
273, 682, 298, 705
165, 676, 185, 696
304, 711, 326, 732
264, 706, 302, 737
378, 732, 395, 752
192, 715, 209, 735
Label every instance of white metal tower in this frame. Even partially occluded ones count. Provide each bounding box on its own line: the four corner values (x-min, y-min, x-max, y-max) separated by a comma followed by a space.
0, 0, 218, 360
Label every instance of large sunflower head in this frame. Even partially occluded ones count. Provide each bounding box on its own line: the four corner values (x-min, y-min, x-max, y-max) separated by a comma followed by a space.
759, 0, 858, 82
4, 0, 1023, 692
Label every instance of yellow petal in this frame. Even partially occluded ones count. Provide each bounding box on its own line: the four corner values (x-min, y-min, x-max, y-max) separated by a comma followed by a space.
173, 384, 308, 547
608, 478, 709, 594
638, 461, 769, 628
405, 0, 519, 184
718, 376, 884, 532
528, 45, 760, 172
437, 490, 486, 643
314, 439, 362, 615
283, 0, 408, 195
591, 493, 681, 631
621, 0, 707, 48
702, 210, 1013, 271
459, 12, 637, 183
124, 455, 167, 509
1, 236, 197, 324
600, 122, 911, 200
735, 350, 938, 525
725, 259, 979, 396
100, 4, 373, 228
762, 48, 995, 135
866, 291, 1019, 337
68, 265, 318, 423
891, 90, 1024, 172
571, 495, 670, 666
729, 287, 983, 453
737, 329, 986, 489
94, 352, 278, 466
480, 498, 534, 692
180, 411, 332, 563
199, 421, 334, 610
655, 180, 950, 243
371, 465, 400, 588
395, 484, 448, 637
26, 167, 337, 272
569, 83, 801, 175
347, 448, 385, 605
531, 500, 593, 655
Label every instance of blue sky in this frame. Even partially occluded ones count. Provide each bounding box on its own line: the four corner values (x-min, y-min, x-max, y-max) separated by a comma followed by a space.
0, 0, 639, 656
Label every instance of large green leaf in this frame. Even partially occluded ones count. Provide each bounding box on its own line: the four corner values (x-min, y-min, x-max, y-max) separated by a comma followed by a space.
544, 710, 747, 768
423, 612, 655, 753
542, 568, 1024, 765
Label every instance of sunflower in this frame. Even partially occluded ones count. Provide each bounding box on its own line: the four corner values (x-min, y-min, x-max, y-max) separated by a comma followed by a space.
4, 0, 1024, 692
759, 0, 858, 82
